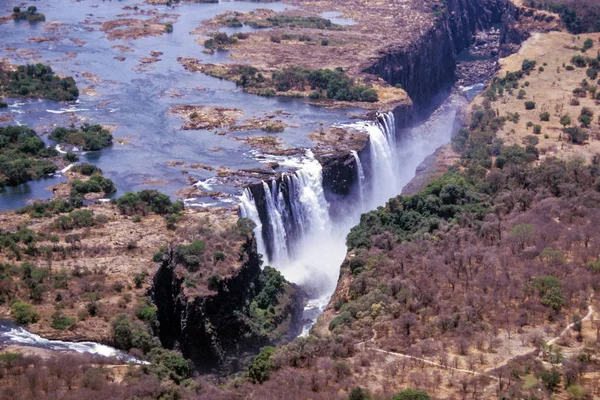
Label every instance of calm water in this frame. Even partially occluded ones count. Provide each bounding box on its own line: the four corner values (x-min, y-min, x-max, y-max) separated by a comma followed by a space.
0, 0, 361, 208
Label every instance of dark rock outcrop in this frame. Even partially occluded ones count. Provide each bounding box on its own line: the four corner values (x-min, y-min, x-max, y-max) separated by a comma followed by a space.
152, 236, 303, 374
365, 0, 517, 111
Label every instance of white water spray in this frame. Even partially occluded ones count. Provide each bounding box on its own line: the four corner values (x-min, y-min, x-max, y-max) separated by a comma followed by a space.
239, 97, 475, 333
350, 150, 365, 206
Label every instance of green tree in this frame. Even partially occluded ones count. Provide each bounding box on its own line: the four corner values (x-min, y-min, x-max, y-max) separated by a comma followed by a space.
392, 389, 431, 400
349, 387, 370, 400
541, 368, 561, 392
248, 346, 275, 384
11, 301, 39, 324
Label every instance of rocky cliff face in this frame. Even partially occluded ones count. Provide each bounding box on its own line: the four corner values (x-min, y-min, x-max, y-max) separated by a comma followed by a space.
365, 0, 515, 110
151, 235, 303, 374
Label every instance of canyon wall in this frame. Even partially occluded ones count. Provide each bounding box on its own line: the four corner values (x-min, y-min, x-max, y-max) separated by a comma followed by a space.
365, 0, 514, 110
151, 235, 303, 374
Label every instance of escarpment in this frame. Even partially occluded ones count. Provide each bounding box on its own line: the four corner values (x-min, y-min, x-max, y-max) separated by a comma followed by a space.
364, 0, 525, 110
151, 234, 303, 374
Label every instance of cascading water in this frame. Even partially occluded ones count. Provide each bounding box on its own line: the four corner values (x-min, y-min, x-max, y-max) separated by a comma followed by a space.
0, 320, 146, 363
239, 189, 266, 257
239, 113, 399, 332
239, 150, 333, 277
239, 94, 478, 334
350, 150, 365, 206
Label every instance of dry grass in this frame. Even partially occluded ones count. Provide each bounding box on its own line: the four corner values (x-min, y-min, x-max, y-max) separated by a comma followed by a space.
471, 32, 600, 163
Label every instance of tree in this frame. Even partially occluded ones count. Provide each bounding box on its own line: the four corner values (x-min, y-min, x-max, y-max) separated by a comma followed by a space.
11, 301, 39, 324
392, 389, 431, 400
541, 368, 561, 392
248, 346, 275, 384
349, 387, 370, 400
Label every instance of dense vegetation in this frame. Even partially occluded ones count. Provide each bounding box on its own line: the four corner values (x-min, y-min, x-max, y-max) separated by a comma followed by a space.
244, 15, 342, 30
0, 63, 78, 101
524, 0, 600, 33
0, 125, 58, 188
234, 65, 378, 102
50, 124, 113, 151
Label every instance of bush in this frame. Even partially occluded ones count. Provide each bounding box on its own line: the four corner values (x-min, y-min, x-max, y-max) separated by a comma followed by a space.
564, 126, 589, 144
541, 368, 561, 392
71, 175, 116, 196
51, 311, 76, 330
392, 389, 431, 400
116, 190, 183, 216
63, 152, 79, 162
72, 163, 102, 176
149, 348, 190, 383
349, 388, 370, 400
50, 124, 112, 151
175, 240, 206, 271
572, 55, 587, 67
517, 89, 526, 99
582, 38, 594, 51
204, 33, 237, 49
213, 251, 225, 262
248, 346, 275, 384
524, 101, 536, 110
11, 301, 39, 324
207, 273, 223, 291
539, 111, 550, 121
522, 59, 536, 72
533, 124, 542, 134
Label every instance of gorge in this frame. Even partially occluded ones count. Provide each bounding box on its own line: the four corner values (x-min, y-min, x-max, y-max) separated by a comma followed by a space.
3, 0, 595, 398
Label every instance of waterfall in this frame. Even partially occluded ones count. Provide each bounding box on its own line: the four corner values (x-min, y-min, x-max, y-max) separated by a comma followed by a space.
350, 150, 365, 206
239, 188, 266, 257
240, 150, 331, 271
239, 112, 399, 330
360, 112, 398, 207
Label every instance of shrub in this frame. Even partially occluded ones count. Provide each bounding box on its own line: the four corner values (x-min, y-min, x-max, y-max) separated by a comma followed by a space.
392, 389, 431, 400
148, 348, 190, 383
349, 388, 370, 400
564, 126, 589, 144
116, 190, 183, 216
524, 101, 536, 110
71, 175, 116, 196
571, 55, 587, 67
539, 111, 550, 121
522, 59, 536, 72
63, 152, 79, 162
329, 311, 353, 331
175, 240, 206, 271
207, 273, 223, 291
213, 251, 225, 262
541, 368, 561, 392
566, 65, 575, 71
11, 301, 39, 324
72, 163, 102, 176
517, 89, 526, 99
560, 114, 572, 127
582, 38, 594, 51
248, 346, 275, 384
51, 311, 76, 330
50, 124, 112, 151
164, 23, 173, 33
204, 32, 237, 49
533, 124, 542, 134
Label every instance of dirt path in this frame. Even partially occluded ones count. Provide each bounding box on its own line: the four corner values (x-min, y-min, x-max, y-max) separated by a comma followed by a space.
357, 299, 596, 387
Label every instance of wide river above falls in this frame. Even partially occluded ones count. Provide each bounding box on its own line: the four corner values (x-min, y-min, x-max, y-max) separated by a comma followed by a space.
0, 0, 363, 209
